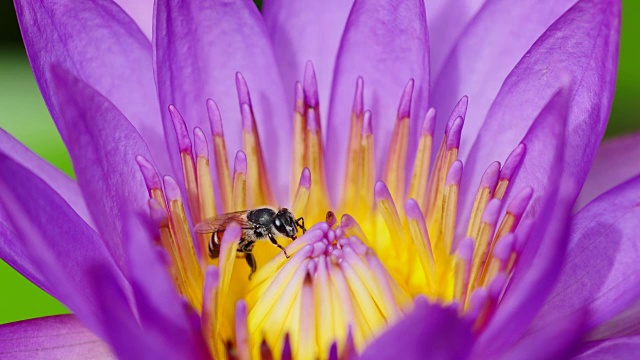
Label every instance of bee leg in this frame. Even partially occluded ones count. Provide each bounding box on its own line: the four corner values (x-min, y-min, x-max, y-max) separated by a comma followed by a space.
245, 253, 257, 280
296, 217, 306, 233
268, 233, 290, 258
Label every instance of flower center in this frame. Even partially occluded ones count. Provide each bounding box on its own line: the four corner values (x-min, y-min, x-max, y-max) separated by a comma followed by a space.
135, 61, 531, 359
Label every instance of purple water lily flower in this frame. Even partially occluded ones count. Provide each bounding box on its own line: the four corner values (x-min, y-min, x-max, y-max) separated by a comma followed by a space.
0, 0, 633, 358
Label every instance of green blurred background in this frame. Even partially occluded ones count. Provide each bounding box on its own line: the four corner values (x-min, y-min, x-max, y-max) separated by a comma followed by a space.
0, 2, 638, 324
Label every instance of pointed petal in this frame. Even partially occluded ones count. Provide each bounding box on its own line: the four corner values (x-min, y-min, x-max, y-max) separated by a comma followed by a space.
474, 86, 574, 358
121, 213, 209, 359
575, 131, 640, 210
0, 153, 127, 341
360, 300, 473, 360
0, 315, 113, 360
154, 0, 289, 200
574, 336, 640, 360
14, 0, 169, 173
262, 0, 353, 126
113, 0, 154, 39
431, 0, 576, 150
0, 129, 92, 228
326, 0, 430, 201
530, 175, 640, 339
459, 0, 621, 233
49, 67, 153, 273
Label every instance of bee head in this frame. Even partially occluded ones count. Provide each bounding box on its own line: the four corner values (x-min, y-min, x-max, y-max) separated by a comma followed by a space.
273, 208, 298, 239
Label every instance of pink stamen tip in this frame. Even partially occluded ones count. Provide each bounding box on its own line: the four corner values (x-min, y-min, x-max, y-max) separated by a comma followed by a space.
281, 334, 292, 360
421, 108, 436, 136
241, 103, 254, 132
501, 144, 527, 181
465, 288, 489, 320
352, 77, 364, 116
235, 72, 252, 108
489, 272, 507, 298
206, 99, 224, 136
135, 155, 161, 190
493, 233, 515, 262
480, 161, 501, 190
306, 107, 320, 132
404, 198, 424, 220
446, 160, 463, 186
294, 81, 305, 114
306, 260, 317, 277
481, 198, 502, 225
299, 167, 311, 189
374, 181, 393, 203
222, 222, 243, 241
148, 198, 167, 224
328, 342, 338, 360
168, 105, 192, 153
340, 213, 356, 229
193, 127, 209, 158
457, 237, 475, 262
163, 175, 182, 201
397, 78, 415, 120
234, 150, 247, 174
445, 117, 464, 150
446, 96, 469, 134
303, 61, 319, 108
362, 110, 373, 135
235, 299, 247, 319
507, 186, 533, 216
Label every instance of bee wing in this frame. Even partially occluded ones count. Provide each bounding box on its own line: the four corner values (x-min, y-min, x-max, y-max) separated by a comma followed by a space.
194, 211, 251, 234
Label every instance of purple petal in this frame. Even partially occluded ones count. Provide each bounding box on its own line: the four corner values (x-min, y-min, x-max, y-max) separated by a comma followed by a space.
574, 336, 640, 360
529, 175, 640, 339
431, 0, 576, 151
121, 212, 209, 359
474, 86, 574, 357
499, 311, 585, 360
459, 0, 621, 236
326, 0, 429, 202
0, 129, 92, 228
425, 0, 487, 77
575, 131, 640, 211
154, 0, 290, 201
49, 67, 154, 273
589, 300, 640, 340
113, 0, 153, 39
14, 0, 170, 174
0, 315, 113, 360
262, 0, 353, 125
360, 299, 473, 360
0, 152, 127, 341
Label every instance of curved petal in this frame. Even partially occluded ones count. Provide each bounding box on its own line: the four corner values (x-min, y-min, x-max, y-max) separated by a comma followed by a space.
360, 299, 473, 360
154, 0, 290, 201
113, 0, 154, 39
474, 86, 574, 358
529, 175, 640, 339
262, 0, 353, 123
49, 66, 153, 274
121, 213, 209, 358
425, 0, 487, 77
575, 131, 640, 211
326, 0, 429, 202
14, 0, 170, 174
0, 315, 113, 360
0, 129, 92, 228
431, 0, 575, 151
574, 336, 640, 360
459, 0, 621, 235
499, 311, 585, 360
0, 152, 127, 340
589, 299, 640, 340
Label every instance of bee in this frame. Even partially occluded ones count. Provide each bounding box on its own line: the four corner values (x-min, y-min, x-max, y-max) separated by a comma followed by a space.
195, 207, 306, 278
